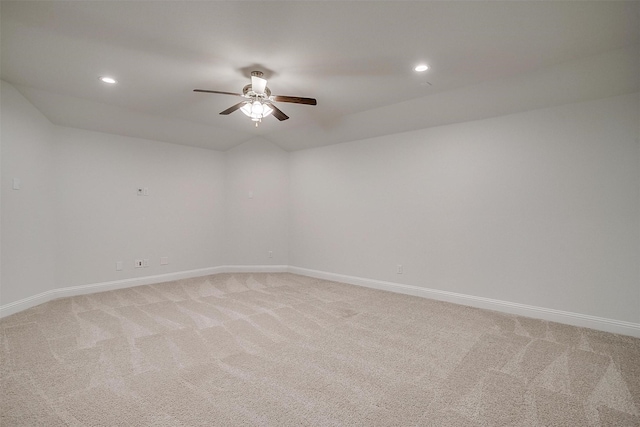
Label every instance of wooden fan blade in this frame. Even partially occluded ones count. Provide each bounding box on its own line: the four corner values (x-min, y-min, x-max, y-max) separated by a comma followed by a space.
273, 95, 317, 105
270, 104, 289, 121
194, 89, 243, 97
220, 102, 247, 115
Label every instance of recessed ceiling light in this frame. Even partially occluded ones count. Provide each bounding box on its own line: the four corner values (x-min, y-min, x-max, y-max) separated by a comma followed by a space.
99, 76, 117, 84
414, 64, 429, 72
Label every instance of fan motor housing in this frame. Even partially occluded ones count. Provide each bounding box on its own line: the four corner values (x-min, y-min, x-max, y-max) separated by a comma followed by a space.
242, 84, 271, 98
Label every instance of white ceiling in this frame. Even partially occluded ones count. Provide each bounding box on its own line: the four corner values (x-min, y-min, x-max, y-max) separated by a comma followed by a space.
2, 1, 639, 151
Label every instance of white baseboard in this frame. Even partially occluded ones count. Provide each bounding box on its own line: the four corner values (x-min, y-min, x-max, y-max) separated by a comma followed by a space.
288, 266, 640, 338
0, 265, 291, 317
0, 290, 57, 319
225, 265, 289, 273
3, 264, 638, 338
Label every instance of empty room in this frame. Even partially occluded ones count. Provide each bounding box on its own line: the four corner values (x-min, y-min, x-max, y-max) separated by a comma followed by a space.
1, 1, 639, 426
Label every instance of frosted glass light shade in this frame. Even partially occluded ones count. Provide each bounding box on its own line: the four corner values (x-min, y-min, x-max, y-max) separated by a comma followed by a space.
252, 102, 264, 115
240, 103, 252, 116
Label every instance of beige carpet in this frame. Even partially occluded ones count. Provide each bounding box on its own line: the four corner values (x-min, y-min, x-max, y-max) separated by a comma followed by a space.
1, 273, 639, 426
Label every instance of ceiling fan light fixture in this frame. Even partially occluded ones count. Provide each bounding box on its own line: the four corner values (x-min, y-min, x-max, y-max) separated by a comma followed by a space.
241, 100, 273, 122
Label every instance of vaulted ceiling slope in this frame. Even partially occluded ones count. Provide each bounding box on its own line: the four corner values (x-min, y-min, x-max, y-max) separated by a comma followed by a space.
2, 1, 639, 151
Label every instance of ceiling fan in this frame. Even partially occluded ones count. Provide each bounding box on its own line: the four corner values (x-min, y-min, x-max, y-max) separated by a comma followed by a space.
194, 71, 317, 126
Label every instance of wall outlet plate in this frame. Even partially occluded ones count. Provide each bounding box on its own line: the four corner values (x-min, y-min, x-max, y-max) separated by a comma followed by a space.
135, 259, 143, 268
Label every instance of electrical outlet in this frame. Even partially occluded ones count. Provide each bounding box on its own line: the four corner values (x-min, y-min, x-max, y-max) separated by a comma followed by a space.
143, 259, 149, 267
268, 250, 273, 258
116, 261, 123, 271
137, 188, 144, 196
397, 264, 403, 274
135, 259, 143, 268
